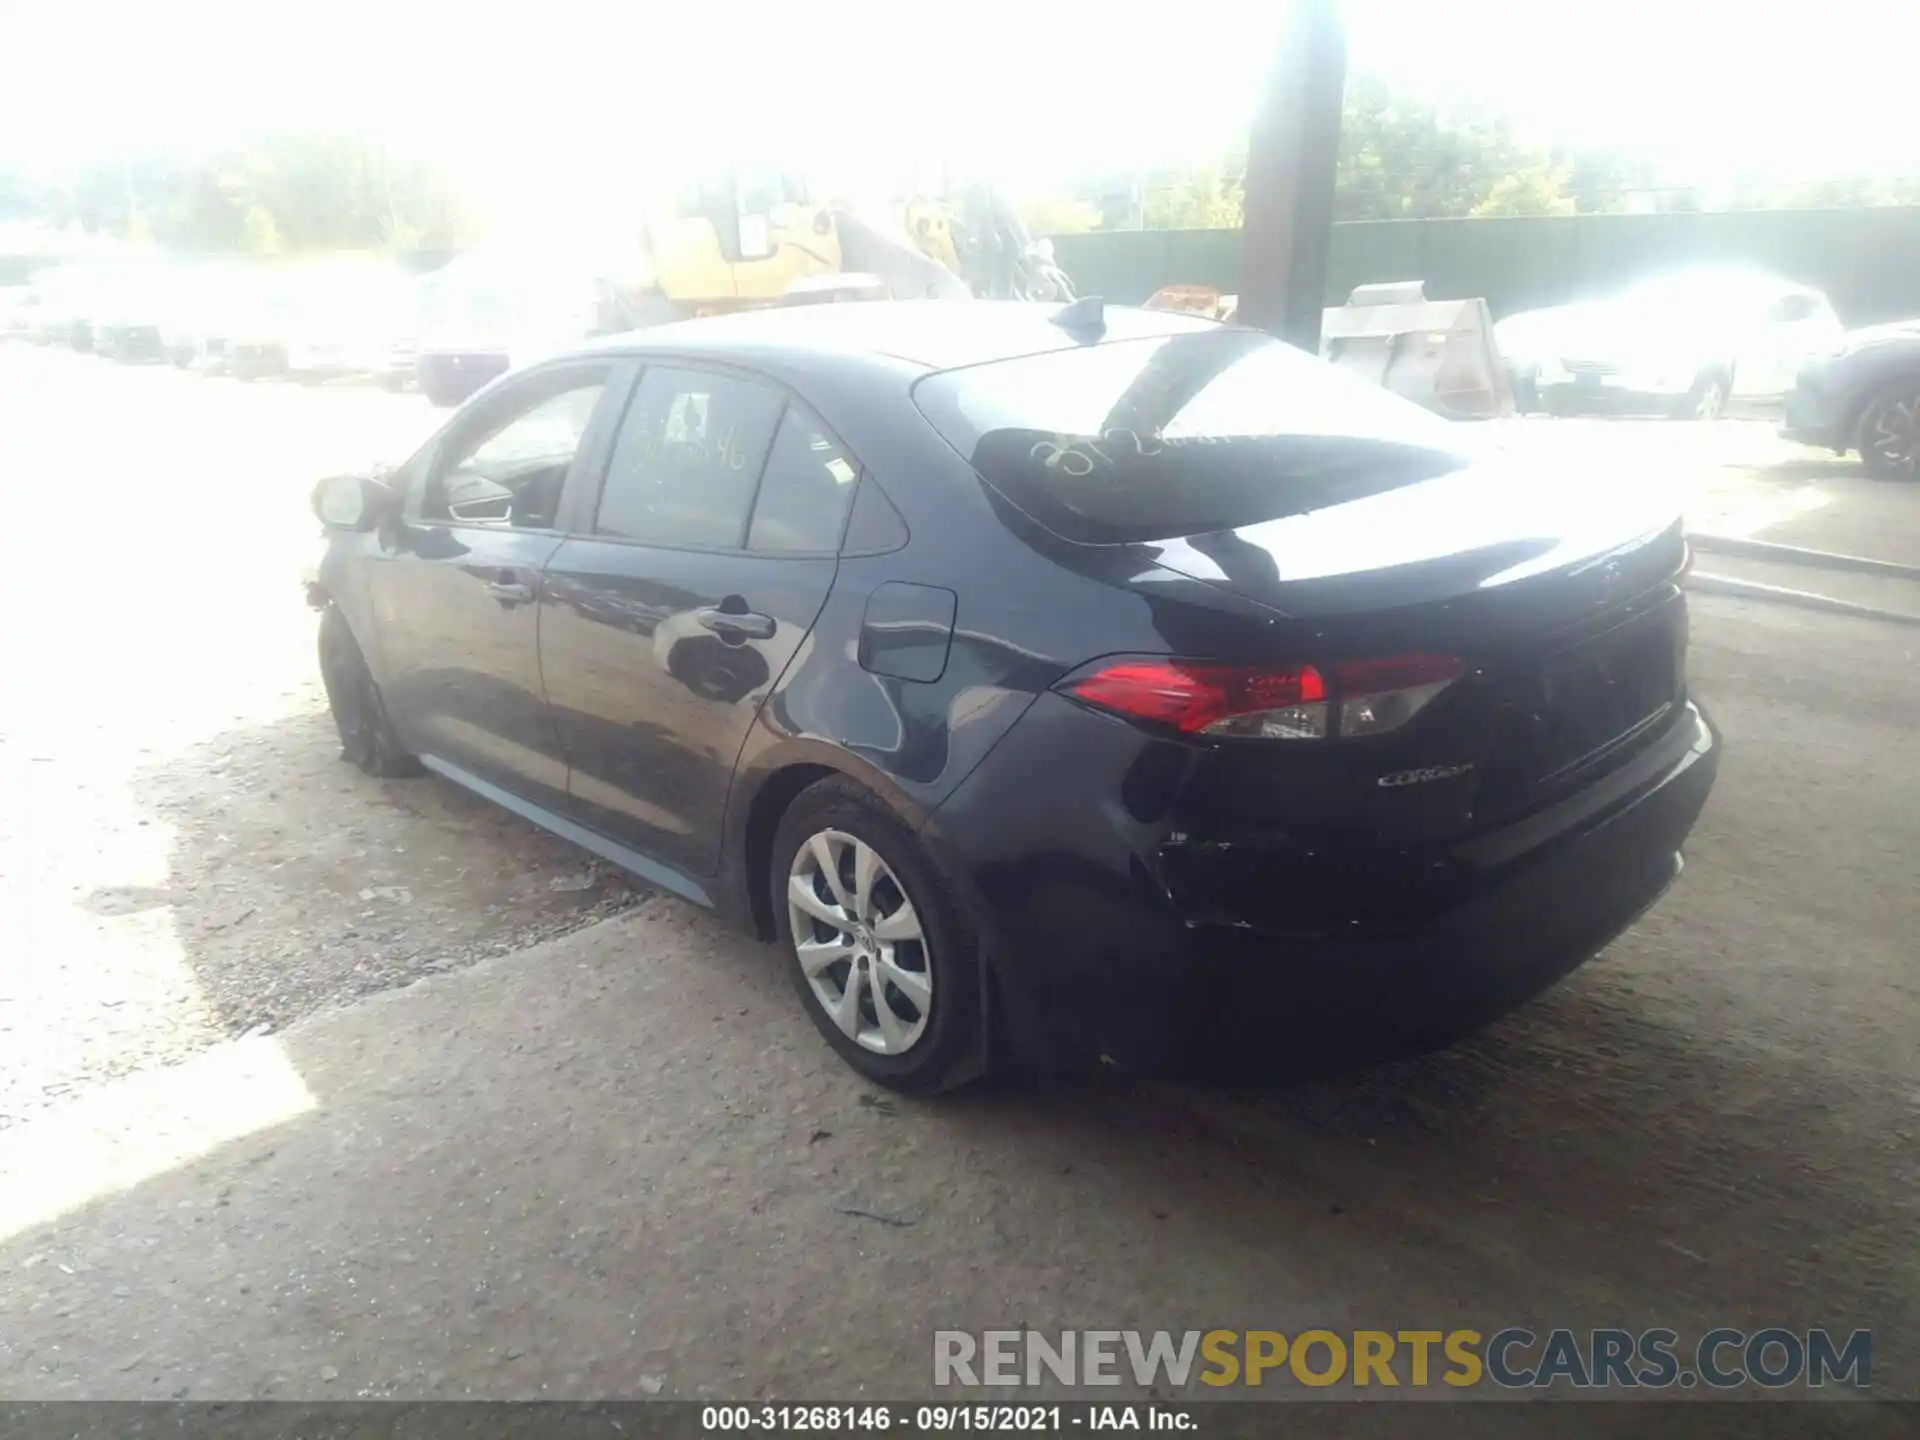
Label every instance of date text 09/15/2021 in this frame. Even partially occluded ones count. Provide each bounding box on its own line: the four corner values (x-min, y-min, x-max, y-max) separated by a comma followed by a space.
701, 1404, 1189, 1433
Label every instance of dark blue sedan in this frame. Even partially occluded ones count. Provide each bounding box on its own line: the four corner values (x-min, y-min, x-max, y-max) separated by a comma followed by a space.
309, 300, 1717, 1091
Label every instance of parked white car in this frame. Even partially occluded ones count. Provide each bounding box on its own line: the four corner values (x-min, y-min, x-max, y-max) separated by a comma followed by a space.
415, 253, 615, 407
285, 266, 420, 386
1497, 270, 1843, 419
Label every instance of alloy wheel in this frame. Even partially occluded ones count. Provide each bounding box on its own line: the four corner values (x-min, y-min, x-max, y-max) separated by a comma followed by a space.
1694, 379, 1728, 420
1862, 392, 1920, 478
787, 830, 932, 1055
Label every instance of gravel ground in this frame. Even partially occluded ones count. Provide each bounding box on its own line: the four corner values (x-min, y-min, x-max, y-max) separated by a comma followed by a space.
1, 342, 1915, 1418
0, 347, 643, 1131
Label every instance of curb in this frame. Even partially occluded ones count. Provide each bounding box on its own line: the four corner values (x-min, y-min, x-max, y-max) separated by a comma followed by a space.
1687, 572, 1920, 628
1688, 533, 1920, 582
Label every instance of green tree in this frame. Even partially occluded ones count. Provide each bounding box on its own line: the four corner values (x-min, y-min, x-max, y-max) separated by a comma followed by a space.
1334, 74, 1570, 220
235, 135, 473, 252
20, 135, 475, 255
1017, 196, 1103, 235
1142, 158, 1246, 229
1470, 170, 1575, 217
1558, 148, 1663, 213
1083, 75, 1584, 231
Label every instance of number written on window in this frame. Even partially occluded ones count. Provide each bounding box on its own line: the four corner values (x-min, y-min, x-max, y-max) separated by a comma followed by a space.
596, 368, 783, 548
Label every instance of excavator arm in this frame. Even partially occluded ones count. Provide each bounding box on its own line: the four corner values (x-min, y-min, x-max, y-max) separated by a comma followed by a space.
635, 169, 1074, 316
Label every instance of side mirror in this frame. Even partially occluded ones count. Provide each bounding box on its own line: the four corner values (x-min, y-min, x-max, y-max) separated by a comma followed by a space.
313, 473, 396, 531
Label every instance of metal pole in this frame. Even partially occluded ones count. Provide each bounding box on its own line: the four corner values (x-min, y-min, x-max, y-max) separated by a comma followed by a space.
1237, 0, 1347, 349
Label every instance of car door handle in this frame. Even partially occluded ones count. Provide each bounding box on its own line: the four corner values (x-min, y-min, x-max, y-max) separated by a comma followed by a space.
486, 580, 535, 606
697, 607, 776, 640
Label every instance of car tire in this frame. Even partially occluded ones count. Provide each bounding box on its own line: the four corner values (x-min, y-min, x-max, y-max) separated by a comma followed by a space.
1855, 383, 1920, 480
318, 606, 422, 778
1675, 368, 1730, 421
771, 776, 984, 1094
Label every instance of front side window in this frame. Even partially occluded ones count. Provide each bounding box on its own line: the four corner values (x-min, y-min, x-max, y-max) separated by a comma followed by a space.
419, 374, 607, 528
595, 367, 784, 548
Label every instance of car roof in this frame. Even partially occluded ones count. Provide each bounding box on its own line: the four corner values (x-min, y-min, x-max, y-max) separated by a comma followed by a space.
583, 300, 1219, 374
1623, 268, 1822, 302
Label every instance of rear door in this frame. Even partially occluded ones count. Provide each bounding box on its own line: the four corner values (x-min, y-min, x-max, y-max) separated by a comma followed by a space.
540, 363, 859, 881
368, 359, 626, 812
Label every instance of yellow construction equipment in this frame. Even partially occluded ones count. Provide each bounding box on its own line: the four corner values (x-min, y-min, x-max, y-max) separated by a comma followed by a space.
623, 169, 1073, 322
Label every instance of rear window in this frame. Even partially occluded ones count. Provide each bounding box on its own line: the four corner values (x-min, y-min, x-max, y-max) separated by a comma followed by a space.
911, 329, 1471, 545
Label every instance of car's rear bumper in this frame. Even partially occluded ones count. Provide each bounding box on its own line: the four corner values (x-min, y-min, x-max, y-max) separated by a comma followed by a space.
928, 694, 1718, 1077
1781, 378, 1848, 450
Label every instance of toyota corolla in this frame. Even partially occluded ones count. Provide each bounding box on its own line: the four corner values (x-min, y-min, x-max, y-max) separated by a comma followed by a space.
308, 300, 1718, 1092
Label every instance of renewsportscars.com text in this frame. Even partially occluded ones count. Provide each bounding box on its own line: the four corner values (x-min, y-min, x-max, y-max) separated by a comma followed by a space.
933, 1327, 1872, 1391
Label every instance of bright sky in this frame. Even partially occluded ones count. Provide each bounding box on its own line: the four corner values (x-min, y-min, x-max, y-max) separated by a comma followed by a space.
4, 0, 1917, 235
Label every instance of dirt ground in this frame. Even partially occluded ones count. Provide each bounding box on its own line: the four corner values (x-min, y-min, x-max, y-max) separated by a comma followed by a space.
0, 349, 646, 1132
1, 342, 1916, 1419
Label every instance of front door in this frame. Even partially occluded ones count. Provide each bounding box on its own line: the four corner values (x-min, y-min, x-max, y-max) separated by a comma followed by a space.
368, 360, 622, 812
540, 364, 860, 879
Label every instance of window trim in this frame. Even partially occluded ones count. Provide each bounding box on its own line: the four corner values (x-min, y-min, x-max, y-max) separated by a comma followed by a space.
578, 358, 868, 559
404, 357, 633, 537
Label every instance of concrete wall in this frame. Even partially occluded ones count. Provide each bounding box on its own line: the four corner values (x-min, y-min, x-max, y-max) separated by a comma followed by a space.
1049, 207, 1920, 325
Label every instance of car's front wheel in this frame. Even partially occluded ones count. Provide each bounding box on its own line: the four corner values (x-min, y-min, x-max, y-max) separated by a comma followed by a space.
1856, 383, 1920, 479
318, 607, 422, 778
1675, 368, 1731, 420
772, 778, 983, 1093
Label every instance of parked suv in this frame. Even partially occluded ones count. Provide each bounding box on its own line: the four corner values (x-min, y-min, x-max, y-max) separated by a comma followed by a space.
1783, 320, 1920, 478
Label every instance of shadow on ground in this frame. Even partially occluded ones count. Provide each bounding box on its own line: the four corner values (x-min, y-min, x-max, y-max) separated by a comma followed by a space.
79, 707, 642, 1037
4, 605, 1915, 1426
1750, 456, 1864, 481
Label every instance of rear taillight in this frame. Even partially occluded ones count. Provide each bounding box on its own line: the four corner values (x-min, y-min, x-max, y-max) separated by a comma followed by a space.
1063, 660, 1329, 739
1061, 654, 1464, 742
1327, 654, 1465, 738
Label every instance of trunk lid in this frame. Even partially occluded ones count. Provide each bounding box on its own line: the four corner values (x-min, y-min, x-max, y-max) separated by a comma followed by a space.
1141, 451, 1686, 623
1130, 462, 1692, 845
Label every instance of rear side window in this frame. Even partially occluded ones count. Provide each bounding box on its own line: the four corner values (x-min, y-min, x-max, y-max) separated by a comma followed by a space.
747, 408, 860, 553
596, 367, 784, 548
911, 330, 1469, 545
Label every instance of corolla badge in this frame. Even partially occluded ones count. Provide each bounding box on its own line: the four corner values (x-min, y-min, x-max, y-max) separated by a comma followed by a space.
1377, 762, 1477, 788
